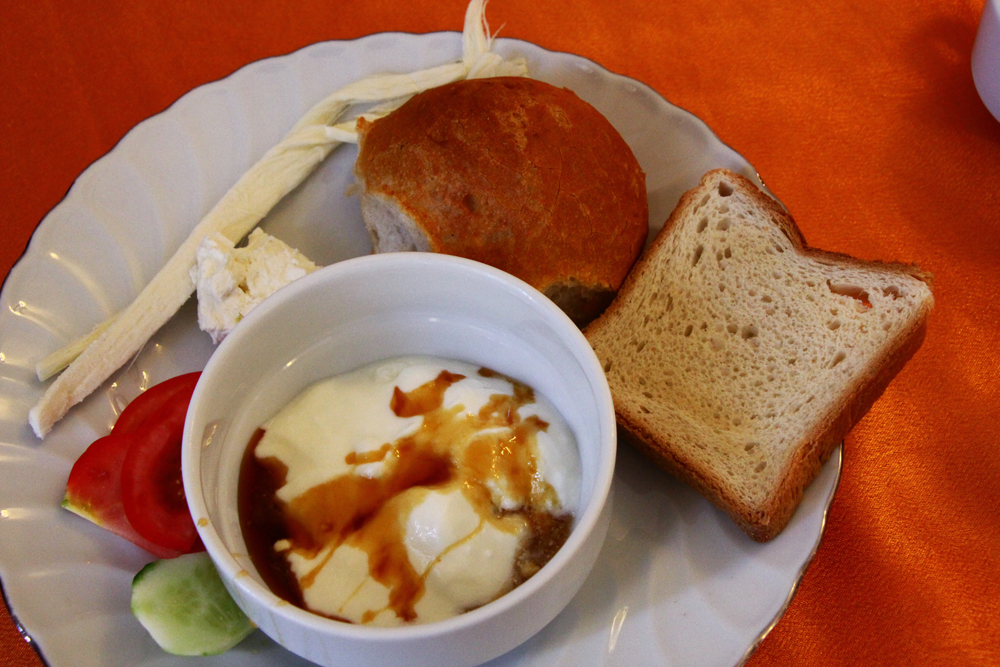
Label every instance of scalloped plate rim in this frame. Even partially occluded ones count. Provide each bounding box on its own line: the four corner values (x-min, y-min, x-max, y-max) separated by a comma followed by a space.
0, 30, 841, 667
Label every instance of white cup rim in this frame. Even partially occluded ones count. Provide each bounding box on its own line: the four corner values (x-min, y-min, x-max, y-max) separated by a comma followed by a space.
182, 252, 617, 655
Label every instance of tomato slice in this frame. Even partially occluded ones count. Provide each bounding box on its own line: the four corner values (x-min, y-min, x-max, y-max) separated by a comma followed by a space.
120, 381, 203, 553
114, 372, 200, 435
64, 432, 183, 560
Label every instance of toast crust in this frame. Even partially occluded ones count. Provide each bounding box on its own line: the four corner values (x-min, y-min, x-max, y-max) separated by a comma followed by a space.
586, 169, 933, 541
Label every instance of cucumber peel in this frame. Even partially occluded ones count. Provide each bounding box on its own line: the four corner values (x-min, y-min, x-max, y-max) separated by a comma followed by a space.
131, 552, 254, 655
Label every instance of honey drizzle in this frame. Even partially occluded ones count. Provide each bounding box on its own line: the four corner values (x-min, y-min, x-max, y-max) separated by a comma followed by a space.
242, 366, 573, 624
344, 442, 393, 465
390, 370, 465, 417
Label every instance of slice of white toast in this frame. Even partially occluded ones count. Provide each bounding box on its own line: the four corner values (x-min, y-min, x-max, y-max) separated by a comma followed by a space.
584, 169, 934, 541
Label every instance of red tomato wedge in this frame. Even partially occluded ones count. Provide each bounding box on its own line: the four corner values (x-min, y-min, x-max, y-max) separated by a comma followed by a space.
114, 372, 200, 435
63, 432, 183, 559
120, 380, 203, 553
63, 372, 202, 557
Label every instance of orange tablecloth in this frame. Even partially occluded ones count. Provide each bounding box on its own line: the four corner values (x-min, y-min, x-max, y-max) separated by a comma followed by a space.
2, 1, 998, 665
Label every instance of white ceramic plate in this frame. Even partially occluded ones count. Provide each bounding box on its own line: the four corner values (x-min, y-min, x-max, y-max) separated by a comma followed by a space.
0, 32, 840, 667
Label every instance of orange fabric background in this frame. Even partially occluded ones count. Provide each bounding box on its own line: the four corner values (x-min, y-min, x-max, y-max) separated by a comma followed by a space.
1, 1, 998, 666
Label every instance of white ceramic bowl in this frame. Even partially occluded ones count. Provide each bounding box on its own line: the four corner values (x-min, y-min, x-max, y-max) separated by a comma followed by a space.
974, 0, 1000, 121
182, 252, 616, 667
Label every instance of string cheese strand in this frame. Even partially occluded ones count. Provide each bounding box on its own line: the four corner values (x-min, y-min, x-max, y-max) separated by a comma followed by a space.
30, 0, 526, 437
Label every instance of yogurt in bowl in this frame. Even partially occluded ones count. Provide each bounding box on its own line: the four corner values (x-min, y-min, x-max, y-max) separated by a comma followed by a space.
182, 253, 616, 667
241, 355, 581, 626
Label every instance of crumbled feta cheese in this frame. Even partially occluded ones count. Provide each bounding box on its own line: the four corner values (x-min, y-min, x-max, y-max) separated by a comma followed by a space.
191, 229, 318, 343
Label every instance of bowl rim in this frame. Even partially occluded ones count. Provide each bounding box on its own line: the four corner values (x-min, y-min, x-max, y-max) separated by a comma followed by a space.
182, 252, 617, 640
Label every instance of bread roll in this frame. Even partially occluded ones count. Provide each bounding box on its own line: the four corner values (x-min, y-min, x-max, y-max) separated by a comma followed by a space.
354, 77, 648, 325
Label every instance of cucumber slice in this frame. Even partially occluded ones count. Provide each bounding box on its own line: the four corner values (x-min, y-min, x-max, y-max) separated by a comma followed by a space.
131, 552, 254, 655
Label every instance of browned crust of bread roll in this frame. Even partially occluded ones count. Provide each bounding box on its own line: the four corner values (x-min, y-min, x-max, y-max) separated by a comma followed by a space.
354, 77, 648, 324
586, 169, 934, 541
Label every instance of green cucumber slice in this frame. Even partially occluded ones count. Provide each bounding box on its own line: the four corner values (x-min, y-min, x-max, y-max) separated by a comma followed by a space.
131, 552, 254, 655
